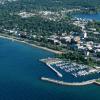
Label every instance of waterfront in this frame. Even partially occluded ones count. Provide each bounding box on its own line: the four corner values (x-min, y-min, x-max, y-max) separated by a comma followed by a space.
0, 38, 100, 100
41, 58, 100, 82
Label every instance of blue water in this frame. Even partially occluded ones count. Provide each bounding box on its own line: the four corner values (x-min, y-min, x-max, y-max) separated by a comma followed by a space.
52, 64, 100, 82
74, 13, 100, 21
0, 38, 100, 100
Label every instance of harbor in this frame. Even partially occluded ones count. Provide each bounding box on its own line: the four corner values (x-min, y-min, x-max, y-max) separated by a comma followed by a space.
40, 58, 100, 78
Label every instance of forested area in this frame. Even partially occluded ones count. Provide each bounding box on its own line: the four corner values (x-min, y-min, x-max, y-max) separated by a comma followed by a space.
1, 0, 100, 11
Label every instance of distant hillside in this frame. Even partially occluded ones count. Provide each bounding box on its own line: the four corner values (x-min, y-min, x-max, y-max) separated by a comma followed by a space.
0, 0, 17, 4
7, 0, 100, 8
0, 0, 100, 11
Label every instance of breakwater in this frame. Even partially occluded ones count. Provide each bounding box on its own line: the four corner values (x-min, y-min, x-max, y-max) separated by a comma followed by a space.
46, 63, 63, 77
40, 58, 63, 77
41, 77, 96, 86
94, 81, 100, 85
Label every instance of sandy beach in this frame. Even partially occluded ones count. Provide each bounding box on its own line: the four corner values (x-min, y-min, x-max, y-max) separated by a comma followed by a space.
0, 35, 63, 54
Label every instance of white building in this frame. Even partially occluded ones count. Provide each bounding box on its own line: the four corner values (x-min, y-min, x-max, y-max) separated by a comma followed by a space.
83, 31, 87, 38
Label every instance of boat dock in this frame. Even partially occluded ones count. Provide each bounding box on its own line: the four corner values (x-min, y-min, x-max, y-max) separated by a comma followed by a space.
40, 58, 100, 78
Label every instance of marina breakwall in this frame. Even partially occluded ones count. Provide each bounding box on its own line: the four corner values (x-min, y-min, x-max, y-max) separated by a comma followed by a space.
46, 63, 63, 77
40, 59, 63, 77
41, 77, 97, 86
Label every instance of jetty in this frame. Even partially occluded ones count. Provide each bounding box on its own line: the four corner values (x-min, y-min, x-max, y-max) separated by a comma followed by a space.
40, 58, 63, 77
41, 77, 96, 86
46, 63, 63, 77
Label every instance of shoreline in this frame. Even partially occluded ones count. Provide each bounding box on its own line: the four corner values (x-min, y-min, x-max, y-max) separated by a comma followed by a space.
1, 34, 100, 86
41, 77, 100, 86
0, 35, 63, 54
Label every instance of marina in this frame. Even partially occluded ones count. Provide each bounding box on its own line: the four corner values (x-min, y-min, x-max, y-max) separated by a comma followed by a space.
41, 58, 100, 78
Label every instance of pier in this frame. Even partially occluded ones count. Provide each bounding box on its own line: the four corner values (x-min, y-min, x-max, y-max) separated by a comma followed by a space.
40, 58, 63, 77
41, 77, 96, 86
46, 63, 63, 77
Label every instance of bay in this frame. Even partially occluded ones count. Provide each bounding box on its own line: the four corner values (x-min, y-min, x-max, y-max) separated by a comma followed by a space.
0, 38, 100, 100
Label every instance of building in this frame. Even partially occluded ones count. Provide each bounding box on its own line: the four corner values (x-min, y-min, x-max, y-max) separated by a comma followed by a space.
47, 38, 61, 45
60, 36, 71, 44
